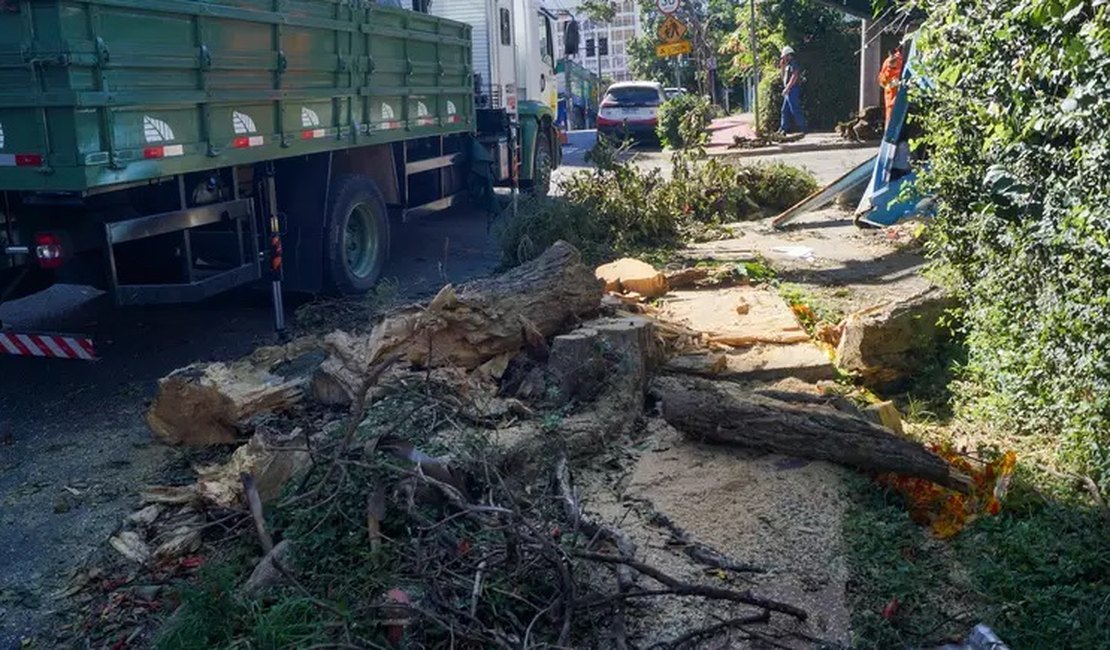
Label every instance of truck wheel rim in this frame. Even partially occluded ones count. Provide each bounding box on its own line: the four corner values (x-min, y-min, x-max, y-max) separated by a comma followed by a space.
534, 150, 552, 196
344, 203, 380, 280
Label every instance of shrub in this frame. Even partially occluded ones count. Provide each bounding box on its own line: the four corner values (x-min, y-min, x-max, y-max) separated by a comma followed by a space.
737, 162, 818, 211
499, 138, 817, 266
915, 0, 1110, 488
756, 70, 785, 135
656, 94, 715, 149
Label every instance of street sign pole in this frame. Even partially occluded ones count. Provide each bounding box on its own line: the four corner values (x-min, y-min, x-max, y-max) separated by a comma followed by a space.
749, 0, 760, 135
597, 36, 602, 87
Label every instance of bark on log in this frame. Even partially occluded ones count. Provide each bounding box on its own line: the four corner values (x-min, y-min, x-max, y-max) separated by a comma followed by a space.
654, 376, 972, 492
312, 241, 602, 405
147, 342, 324, 446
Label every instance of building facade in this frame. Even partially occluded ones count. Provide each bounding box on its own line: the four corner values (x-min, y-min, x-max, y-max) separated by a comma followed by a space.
546, 0, 644, 83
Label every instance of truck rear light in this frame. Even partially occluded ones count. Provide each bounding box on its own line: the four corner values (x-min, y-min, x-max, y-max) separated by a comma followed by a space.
233, 136, 265, 149
143, 144, 185, 159
33, 232, 64, 269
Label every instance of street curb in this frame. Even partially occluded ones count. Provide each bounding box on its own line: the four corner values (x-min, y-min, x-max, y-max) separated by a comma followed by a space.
705, 139, 877, 159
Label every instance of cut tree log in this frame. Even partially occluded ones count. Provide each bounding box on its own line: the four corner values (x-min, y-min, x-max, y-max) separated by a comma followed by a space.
596, 258, 668, 298
653, 376, 972, 492
195, 431, 312, 507
663, 267, 710, 290
146, 340, 323, 446
313, 241, 602, 405
836, 287, 955, 390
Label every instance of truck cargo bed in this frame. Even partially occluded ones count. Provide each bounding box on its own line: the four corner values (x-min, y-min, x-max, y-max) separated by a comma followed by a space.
0, 0, 473, 193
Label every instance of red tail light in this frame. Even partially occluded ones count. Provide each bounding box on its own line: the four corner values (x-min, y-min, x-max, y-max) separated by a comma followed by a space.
16, 154, 43, 167
33, 232, 64, 269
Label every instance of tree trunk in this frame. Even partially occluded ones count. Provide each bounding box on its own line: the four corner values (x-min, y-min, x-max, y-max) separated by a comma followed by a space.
653, 376, 972, 493
146, 342, 323, 446
314, 241, 603, 405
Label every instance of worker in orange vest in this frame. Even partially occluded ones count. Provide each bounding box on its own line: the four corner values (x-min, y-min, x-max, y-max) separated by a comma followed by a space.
878, 48, 904, 126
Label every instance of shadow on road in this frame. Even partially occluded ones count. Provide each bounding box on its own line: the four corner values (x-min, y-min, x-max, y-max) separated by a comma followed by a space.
0, 203, 499, 647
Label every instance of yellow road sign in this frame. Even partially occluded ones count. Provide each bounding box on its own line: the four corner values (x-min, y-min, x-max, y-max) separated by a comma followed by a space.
656, 15, 688, 44
656, 40, 692, 58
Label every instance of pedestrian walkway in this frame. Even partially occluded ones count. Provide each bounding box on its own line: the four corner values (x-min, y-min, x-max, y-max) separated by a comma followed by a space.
707, 113, 757, 148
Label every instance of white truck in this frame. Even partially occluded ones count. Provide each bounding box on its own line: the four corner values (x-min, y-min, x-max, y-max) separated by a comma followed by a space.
430, 0, 562, 195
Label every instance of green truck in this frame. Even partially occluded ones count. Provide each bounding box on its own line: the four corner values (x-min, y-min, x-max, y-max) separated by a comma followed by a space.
0, 0, 560, 348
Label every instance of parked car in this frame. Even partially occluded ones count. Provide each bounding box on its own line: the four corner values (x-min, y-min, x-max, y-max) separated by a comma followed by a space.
664, 87, 686, 100
597, 81, 666, 142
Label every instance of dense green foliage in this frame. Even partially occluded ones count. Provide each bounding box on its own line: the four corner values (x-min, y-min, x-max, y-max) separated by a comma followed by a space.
915, 0, 1110, 488
844, 475, 1110, 648
656, 93, 715, 148
499, 138, 816, 265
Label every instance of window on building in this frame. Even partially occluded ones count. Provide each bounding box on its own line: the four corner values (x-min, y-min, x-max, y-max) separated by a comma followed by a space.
500, 8, 511, 45
539, 13, 553, 63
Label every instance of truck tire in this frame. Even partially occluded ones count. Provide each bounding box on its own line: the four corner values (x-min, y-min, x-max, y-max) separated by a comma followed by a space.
524, 129, 553, 197
324, 174, 390, 295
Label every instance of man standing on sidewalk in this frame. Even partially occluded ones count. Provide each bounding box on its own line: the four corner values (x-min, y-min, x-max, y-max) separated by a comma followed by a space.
778, 46, 806, 135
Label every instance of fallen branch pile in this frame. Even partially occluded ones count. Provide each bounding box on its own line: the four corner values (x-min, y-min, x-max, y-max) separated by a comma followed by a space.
87, 241, 981, 648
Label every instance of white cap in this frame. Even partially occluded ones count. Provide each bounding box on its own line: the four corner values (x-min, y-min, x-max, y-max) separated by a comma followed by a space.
781, 45, 795, 57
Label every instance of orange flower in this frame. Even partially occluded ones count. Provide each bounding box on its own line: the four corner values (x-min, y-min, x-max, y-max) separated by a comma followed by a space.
878, 449, 1018, 539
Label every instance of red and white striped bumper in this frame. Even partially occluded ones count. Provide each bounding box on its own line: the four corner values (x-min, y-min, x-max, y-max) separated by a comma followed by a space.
0, 332, 97, 360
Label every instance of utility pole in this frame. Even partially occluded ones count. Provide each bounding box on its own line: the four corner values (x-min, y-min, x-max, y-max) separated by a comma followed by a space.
748, 0, 760, 134
566, 16, 575, 131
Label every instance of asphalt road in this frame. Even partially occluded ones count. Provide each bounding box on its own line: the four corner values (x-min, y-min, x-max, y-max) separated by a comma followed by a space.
0, 131, 869, 646
0, 201, 508, 646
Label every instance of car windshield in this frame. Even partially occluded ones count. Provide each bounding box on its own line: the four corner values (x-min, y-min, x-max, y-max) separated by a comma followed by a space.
604, 86, 661, 106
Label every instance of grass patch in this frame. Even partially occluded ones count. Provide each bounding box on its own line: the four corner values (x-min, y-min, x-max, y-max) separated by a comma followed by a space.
844, 469, 1110, 649
776, 282, 844, 335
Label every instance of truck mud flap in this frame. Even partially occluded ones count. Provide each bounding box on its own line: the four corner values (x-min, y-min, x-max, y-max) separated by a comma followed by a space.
104, 198, 261, 306
0, 330, 96, 360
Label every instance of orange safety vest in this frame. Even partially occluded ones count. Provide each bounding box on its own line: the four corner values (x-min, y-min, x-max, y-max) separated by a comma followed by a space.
878, 50, 904, 125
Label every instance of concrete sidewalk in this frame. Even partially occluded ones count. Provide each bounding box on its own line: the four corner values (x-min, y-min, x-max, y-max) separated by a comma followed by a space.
706, 113, 876, 159
710, 132, 876, 158
707, 113, 758, 147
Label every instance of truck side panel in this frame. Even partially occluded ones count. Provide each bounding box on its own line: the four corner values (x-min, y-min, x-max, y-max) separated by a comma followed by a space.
0, 1, 473, 193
